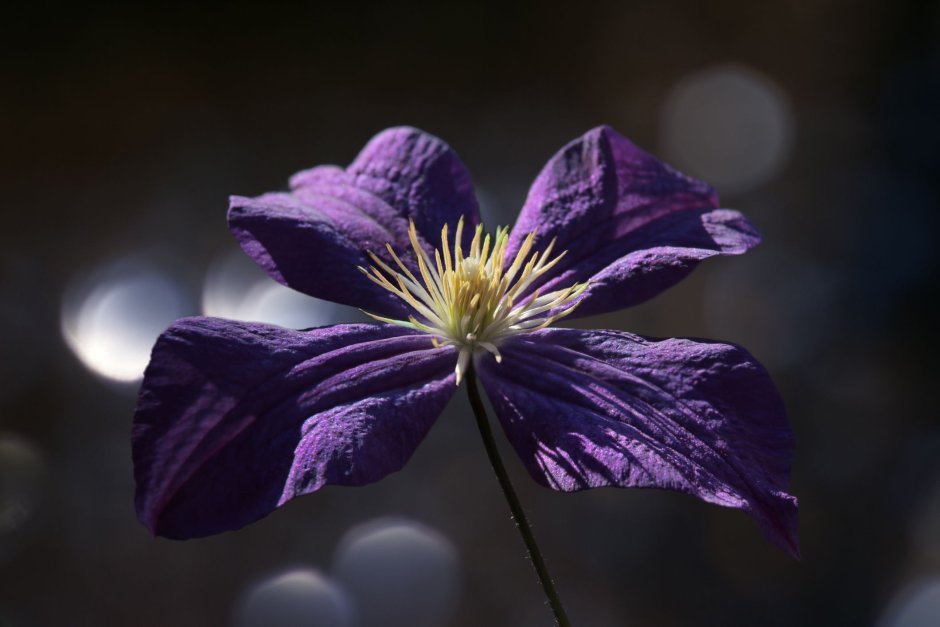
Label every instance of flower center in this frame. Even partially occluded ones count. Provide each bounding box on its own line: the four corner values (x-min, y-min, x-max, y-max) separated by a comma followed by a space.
360, 217, 588, 383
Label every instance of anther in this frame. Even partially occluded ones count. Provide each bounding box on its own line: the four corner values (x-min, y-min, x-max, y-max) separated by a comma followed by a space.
359, 217, 588, 385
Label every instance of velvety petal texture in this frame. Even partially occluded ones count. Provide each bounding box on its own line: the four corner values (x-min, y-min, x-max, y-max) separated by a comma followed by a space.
133, 125, 797, 559
133, 318, 457, 539
229, 127, 480, 318
475, 328, 799, 557
506, 126, 761, 318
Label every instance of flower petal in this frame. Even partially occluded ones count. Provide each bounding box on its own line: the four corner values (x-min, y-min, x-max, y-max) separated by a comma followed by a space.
133, 318, 457, 539
227, 192, 412, 317
475, 328, 799, 557
296, 127, 481, 248
229, 127, 480, 317
506, 126, 760, 318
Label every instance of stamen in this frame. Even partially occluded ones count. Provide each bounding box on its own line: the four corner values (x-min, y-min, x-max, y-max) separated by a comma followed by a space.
455, 347, 472, 385
362, 218, 588, 384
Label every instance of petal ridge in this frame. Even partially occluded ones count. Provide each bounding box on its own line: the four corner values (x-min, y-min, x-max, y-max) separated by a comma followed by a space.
506, 126, 760, 317
228, 127, 480, 315
133, 318, 457, 538
476, 327, 799, 556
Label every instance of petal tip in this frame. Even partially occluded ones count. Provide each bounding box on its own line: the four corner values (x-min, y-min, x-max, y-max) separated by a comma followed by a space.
760, 490, 800, 559
703, 208, 764, 254
593, 123, 623, 140
226, 194, 260, 225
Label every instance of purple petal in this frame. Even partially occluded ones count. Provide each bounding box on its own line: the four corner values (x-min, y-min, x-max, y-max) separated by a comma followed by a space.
476, 328, 799, 557
506, 126, 760, 318
301, 127, 481, 247
227, 192, 412, 317
133, 318, 457, 539
229, 127, 479, 317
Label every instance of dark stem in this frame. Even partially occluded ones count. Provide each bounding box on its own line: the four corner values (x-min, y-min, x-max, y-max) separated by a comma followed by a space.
465, 364, 572, 627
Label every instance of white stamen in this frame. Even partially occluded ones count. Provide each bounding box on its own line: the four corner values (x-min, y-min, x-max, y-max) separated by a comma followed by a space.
455, 347, 471, 385
363, 218, 588, 385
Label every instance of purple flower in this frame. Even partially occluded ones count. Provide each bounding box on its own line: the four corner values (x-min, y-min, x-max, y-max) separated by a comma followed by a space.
133, 126, 798, 557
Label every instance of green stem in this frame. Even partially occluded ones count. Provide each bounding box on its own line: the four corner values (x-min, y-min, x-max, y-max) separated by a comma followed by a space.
465, 364, 572, 627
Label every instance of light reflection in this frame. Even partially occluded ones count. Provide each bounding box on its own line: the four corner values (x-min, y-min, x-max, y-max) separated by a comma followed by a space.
660, 64, 794, 196
202, 250, 357, 329
878, 577, 940, 627
332, 517, 460, 627
0, 435, 46, 559
232, 568, 356, 627
61, 259, 191, 383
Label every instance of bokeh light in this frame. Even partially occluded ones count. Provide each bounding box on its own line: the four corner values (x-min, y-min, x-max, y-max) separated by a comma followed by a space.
202, 250, 357, 329
332, 518, 460, 627
878, 577, 940, 627
5, 4, 938, 625
660, 64, 794, 196
232, 568, 356, 627
60, 258, 192, 383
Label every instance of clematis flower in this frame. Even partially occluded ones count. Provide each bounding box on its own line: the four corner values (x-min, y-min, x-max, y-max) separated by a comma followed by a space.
132, 126, 798, 557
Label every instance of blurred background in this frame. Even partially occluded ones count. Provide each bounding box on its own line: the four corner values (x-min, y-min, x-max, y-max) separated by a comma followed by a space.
2, 2, 938, 625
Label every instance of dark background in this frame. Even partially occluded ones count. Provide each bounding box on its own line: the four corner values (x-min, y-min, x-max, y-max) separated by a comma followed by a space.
2, 2, 939, 625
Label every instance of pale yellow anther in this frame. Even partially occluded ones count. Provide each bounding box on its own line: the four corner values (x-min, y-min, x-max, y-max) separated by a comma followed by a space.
362, 218, 588, 384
